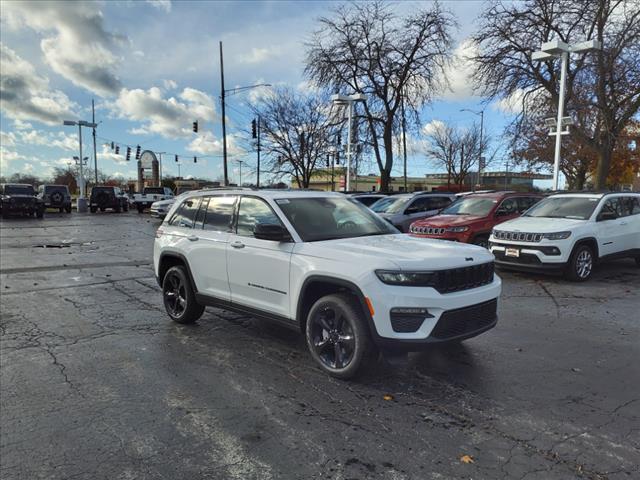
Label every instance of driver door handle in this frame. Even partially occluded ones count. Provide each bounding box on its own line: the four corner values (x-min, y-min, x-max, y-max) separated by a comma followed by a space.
231, 241, 245, 249
187, 235, 199, 242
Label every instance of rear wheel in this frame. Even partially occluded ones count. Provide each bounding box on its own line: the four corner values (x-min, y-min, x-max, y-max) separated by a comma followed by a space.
137, 205, 144, 214
123, 202, 129, 212
36, 207, 44, 219
90, 206, 97, 213
162, 265, 204, 324
59, 207, 63, 213
65, 205, 72, 213
114, 203, 122, 213
566, 244, 594, 282
305, 293, 373, 379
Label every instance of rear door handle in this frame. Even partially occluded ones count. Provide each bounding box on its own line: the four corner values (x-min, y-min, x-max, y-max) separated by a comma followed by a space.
187, 235, 199, 242
230, 241, 245, 249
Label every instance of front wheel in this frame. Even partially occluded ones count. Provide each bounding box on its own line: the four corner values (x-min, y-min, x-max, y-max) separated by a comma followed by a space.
162, 265, 204, 324
114, 204, 122, 213
305, 293, 374, 379
123, 203, 129, 212
90, 206, 97, 213
566, 244, 594, 282
36, 208, 44, 219
65, 206, 72, 213
137, 205, 144, 214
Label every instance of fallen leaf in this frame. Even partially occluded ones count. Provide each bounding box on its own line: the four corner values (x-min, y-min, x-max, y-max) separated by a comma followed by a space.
383, 394, 394, 401
460, 454, 474, 464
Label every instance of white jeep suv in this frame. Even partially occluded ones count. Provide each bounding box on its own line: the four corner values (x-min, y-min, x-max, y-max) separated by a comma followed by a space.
154, 189, 501, 378
490, 192, 640, 281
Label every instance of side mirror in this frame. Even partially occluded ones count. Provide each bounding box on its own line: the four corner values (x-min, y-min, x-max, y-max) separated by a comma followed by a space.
254, 223, 291, 242
597, 211, 617, 221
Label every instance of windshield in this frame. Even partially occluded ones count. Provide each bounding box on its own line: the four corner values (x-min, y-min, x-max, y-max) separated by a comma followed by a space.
5, 185, 35, 195
441, 197, 497, 216
523, 197, 598, 220
370, 196, 411, 214
44, 185, 68, 193
276, 197, 397, 242
144, 187, 165, 194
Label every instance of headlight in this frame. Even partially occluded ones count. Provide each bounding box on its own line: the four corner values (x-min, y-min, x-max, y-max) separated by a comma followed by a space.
446, 226, 469, 232
542, 231, 572, 240
375, 270, 437, 286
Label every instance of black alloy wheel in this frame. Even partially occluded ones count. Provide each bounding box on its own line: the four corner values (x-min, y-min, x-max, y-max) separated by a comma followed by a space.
306, 293, 373, 379
162, 265, 204, 324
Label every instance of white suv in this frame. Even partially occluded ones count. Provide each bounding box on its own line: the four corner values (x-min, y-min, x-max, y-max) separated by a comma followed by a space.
154, 189, 501, 378
490, 192, 640, 281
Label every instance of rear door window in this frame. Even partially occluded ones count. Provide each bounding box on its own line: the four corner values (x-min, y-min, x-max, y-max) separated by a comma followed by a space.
203, 196, 236, 232
168, 197, 201, 228
497, 197, 518, 215
517, 196, 539, 213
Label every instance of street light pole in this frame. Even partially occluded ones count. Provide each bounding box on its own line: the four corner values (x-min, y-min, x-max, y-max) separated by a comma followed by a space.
64, 119, 97, 212
460, 108, 485, 188
219, 41, 228, 186
532, 39, 601, 190
331, 93, 366, 192
92, 99, 98, 185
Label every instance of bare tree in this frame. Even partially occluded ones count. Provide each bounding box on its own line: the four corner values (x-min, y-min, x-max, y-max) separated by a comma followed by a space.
305, 1, 454, 191
425, 121, 490, 187
472, 0, 640, 189
251, 87, 334, 188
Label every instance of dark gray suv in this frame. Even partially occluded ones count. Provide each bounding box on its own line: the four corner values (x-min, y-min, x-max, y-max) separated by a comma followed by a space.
370, 192, 456, 232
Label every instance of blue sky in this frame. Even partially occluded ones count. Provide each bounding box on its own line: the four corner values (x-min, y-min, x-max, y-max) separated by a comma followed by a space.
0, 0, 533, 186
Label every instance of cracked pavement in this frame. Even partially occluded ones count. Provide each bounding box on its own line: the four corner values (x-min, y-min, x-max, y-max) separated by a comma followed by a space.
1, 212, 638, 479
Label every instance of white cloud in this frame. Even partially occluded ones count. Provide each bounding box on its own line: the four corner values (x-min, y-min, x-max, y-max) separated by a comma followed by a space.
187, 131, 245, 157
491, 88, 546, 115
3, 1, 124, 96
0, 43, 77, 125
438, 39, 479, 101
112, 86, 217, 139
146, 0, 172, 13
0, 147, 26, 174
422, 119, 447, 137
13, 119, 33, 130
97, 144, 127, 164
163, 79, 177, 90
1, 131, 17, 147
238, 47, 277, 65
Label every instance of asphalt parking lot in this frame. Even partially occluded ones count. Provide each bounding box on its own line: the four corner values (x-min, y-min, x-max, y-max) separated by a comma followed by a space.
1, 211, 638, 480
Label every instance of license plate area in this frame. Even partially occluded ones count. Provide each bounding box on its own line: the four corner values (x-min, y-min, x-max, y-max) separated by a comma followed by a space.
505, 248, 520, 257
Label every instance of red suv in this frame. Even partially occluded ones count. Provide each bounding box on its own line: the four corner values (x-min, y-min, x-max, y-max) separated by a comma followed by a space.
409, 192, 543, 248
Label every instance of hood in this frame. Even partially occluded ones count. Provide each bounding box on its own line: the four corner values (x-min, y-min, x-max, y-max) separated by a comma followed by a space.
412, 214, 484, 227
495, 215, 586, 233
296, 234, 493, 270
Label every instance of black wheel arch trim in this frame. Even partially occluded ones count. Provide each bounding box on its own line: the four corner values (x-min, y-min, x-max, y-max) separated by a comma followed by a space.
296, 275, 380, 341
571, 237, 599, 260
157, 251, 199, 291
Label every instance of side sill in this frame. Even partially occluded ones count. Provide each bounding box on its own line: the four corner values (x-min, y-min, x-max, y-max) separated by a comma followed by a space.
195, 293, 299, 331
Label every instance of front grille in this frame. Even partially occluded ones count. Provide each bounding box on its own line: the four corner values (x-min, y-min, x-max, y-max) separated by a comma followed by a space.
13, 198, 34, 207
433, 262, 495, 294
493, 230, 542, 242
412, 225, 445, 235
430, 299, 497, 340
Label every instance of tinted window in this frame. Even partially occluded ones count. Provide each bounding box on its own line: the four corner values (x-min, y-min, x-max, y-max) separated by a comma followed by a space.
624, 196, 640, 215
370, 195, 412, 213
441, 197, 497, 216
600, 198, 623, 218
431, 196, 452, 210
517, 196, 539, 213
277, 197, 396, 242
204, 196, 236, 231
144, 187, 165, 195
406, 197, 432, 213
236, 197, 282, 237
168, 197, 201, 228
5, 185, 35, 195
497, 197, 518, 215
353, 196, 382, 207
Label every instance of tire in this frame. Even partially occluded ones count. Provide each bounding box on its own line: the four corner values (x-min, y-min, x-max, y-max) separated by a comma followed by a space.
100, 207, 106, 212
36, 208, 44, 219
114, 204, 122, 213
59, 207, 64, 213
90, 206, 97, 213
565, 244, 595, 282
123, 203, 129, 212
137, 205, 144, 214
162, 265, 204, 324
472, 235, 489, 249
305, 293, 373, 379
65, 206, 72, 213
635, 257, 640, 267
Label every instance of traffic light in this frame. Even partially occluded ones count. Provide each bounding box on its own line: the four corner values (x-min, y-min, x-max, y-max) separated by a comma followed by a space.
326, 154, 330, 167
251, 119, 257, 139
126, 146, 131, 161
110, 141, 114, 150
135, 145, 141, 160
175, 154, 178, 162
193, 156, 197, 163
192, 121, 198, 133
115, 145, 120, 154
335, 151, 340, 165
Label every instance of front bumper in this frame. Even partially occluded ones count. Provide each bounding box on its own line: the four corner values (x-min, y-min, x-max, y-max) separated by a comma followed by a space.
150, 208, 167, 218
489, 239, 568, 274
361, 273, 502, 350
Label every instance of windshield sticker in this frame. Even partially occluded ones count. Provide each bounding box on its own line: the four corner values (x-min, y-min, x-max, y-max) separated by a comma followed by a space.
276, 199, 290, 204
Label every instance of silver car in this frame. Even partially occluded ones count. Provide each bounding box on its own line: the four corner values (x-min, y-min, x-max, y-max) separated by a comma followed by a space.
150, 198, 176, 219
370, 192, 456, 232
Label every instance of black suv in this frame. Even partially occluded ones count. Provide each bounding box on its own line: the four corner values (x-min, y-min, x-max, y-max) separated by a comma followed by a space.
89, 186, 129, 213
0, 184, 44, 219
38, 184, 72, 213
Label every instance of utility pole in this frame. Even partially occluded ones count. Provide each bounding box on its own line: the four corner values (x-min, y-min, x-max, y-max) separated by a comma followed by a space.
478, 109, 484, 187
157, 152, 166, 185
401, 95, 408, 192
256, 116, 261, 188
219, 41, 228, 186
237, 160, 244, 186
460, 143, 464, 189
92, 99, 98, 185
